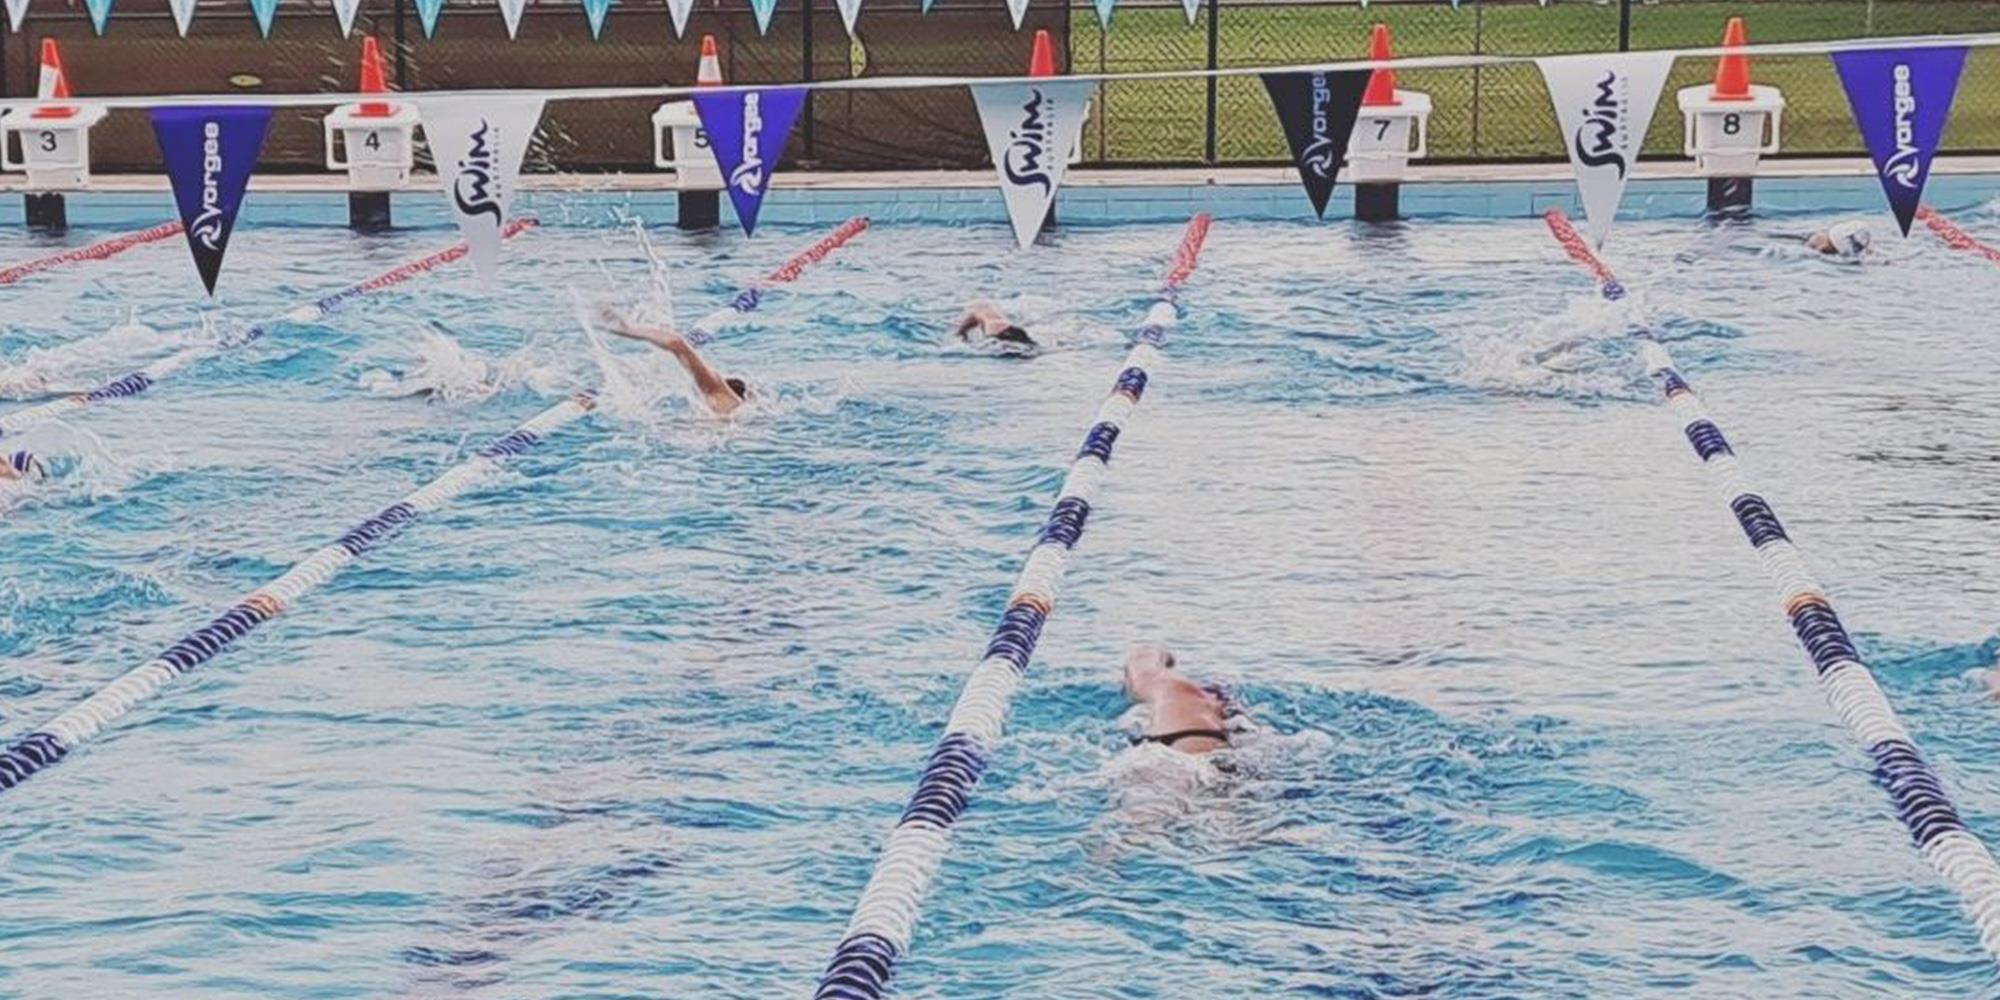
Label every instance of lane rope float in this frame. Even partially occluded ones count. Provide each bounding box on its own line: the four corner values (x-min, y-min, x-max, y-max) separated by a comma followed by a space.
1916, 206, 2000, 266
0, 217, 869, 797
1546, 207, 2000, 962
0, 220, 184, 286
0, 218, 538, 441
816, 213, 1213, 1000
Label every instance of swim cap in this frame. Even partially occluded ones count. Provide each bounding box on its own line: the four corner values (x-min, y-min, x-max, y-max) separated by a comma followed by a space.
1828, 221, 1873, 257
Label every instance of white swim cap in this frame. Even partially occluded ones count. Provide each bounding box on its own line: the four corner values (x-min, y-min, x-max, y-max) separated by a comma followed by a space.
1828, 221, 1873, 256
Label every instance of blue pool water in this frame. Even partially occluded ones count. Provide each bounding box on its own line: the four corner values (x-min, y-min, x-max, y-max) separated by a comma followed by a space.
5, 189, 2000, 998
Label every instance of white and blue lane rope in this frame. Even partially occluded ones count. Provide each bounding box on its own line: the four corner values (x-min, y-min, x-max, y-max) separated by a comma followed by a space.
1545, 208, 2000, 961
0, 217, 870, 797
0, 218, 539, 442
816, 213, 1213, 1000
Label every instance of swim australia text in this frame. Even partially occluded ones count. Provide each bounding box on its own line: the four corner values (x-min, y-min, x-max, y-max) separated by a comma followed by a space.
1574, 71, 1629, 179
1004, 89, 1055, 195
453, 120, 504, 225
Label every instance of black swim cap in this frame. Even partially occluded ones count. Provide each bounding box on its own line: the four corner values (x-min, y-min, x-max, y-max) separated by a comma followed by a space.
725, 377, 749, 399
996, 325, 1035, 346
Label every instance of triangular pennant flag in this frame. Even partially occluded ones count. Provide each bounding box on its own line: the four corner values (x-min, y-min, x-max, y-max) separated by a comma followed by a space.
5, 0, 29, 32
415, 95, 544, 284
1260, 70, 1371, 219
1092, 0, 1113, 26
1005, 0, 1027, 29
84, 0, 111, 33
169, 0, 197, 35
333, 0, 361, 35
152, 107, 272, 296
692, 87, 808, 237
497, 0, 525, 37
665, 0, 691, 35
582, 0, 609, 37
749, 0, 775, 34
1178, 0, 1196, 25
1538, 51, 1674, 248
970, 79, 1093, 249
415, 0, 443, 35
920, 0, 933, 11
1833, 46, 1967, 237
250, 0, 277, 36
835, 0, 860, 35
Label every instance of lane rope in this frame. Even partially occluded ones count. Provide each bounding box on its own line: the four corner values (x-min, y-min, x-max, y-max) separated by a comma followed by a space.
0, 218, 537, 441
1545, 207, 2000, 962
1916, 206, 2000, 266
0, 220, 184, 286
0, 217, 869, 797
816, 212, 1213, 1000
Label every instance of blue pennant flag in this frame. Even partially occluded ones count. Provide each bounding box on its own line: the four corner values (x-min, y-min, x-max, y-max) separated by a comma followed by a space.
692, 87, 808, 237
416, 0, 444, 36
152, 107, 272, 296
1833, 45, 1967, 236
250, 0, 277, 35
85, 0, 113, 33
749, 0, 776, 33
1092, 0, 1113, 26
583, 0, 610, 36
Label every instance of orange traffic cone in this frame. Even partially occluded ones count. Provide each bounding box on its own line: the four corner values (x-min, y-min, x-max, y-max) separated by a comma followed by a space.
1362, 24, 1399, 108
1028, 28, 1056, 78
1713, 17, 1752, 101
697, 34, 723, 86
357, 37, 393, 118
33, 39, 76, 120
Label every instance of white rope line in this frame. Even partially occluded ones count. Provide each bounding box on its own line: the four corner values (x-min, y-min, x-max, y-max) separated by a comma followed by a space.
1545, 207, 2000, 962
815, 212, 1212, 1000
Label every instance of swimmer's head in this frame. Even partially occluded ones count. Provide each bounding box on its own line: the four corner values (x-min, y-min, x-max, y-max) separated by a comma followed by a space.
1811, 222, 1873, 257
995, 325, 1035, 347
724, 377, 749, 400
1121, 643, 1176, 698
7, 450, 45, 483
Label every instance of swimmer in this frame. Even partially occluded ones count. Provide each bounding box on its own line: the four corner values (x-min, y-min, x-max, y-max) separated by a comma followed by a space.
596, 309, 749, 417
1121, 644, 1240, 755
1805, 221, 1874, 259
0, 451, 45, 484
953, 302, 1037, 353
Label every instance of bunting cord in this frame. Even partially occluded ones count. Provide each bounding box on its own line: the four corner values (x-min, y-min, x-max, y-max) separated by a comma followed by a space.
1916, 206, 2000, 266
1543, 207, 2000, 962
814, 212, 1212, 1000
0, 218, 537, 443
0, 31, 1995, 114
0, 217, 868, 798
0, 221, 183, 286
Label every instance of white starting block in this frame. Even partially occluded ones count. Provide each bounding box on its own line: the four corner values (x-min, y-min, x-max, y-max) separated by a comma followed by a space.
1347, 91, 1432, 185
1678, 84, 1785, 177
1, 105, 110, 189
653, 101, 725, 192
323, 103, 421, 191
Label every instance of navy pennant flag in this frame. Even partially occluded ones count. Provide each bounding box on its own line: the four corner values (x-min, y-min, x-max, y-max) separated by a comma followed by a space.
693, 87, 809, 236
1260, 70, 1371, 219
1833, 46, 1967, 237
152, 106, 271, 296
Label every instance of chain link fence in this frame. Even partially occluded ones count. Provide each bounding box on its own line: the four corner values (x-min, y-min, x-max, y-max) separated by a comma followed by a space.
3, 0, 1998, 171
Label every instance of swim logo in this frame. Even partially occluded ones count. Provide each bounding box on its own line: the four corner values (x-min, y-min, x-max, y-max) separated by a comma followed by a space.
150, 105, 272, 295
731, 91, 766, 196
452, 119, 504, 225
1538, 52, 1672, 247
1832, 45, 1967, 236
1257, 70, 1368, 219
1003, 89, 1055, 196
1573, 71, 1629, 179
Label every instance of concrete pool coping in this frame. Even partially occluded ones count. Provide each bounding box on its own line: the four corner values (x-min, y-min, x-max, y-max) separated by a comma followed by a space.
3, 156, 1997, 228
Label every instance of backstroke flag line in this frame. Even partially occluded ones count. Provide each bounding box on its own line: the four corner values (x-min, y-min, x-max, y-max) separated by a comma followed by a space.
750, 0, 776, 33
971, 79, 1094, 248
584, 0, 611, 38
416, 0, 443, 36
498, 0, 526, 37
1006, 0, 1029, 29
250, 0, 277, 35
152, 106, 271, 297
694, 87, 809, 237
1261, 70, 1371, 219
332, 0, 361, 35
6, 0, 29, 30
1833, 46, 1967, 236
416, 95, 544, 284
1538, 51, 1673, 248
836, 0, 862, 35
665, 0, 693, 35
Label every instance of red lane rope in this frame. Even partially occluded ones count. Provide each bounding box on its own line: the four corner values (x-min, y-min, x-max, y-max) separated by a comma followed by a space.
0, 220, 184, 286
1916, 205, 2000, 266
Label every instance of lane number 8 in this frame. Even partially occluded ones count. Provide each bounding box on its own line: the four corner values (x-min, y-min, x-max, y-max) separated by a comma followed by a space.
1721, 113, 1743, 136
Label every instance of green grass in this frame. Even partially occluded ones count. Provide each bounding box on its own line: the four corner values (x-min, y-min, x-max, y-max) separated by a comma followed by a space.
1070, 0, 2000, 162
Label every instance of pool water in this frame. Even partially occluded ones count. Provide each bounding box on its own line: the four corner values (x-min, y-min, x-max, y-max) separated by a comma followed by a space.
4, 193, 2000, 998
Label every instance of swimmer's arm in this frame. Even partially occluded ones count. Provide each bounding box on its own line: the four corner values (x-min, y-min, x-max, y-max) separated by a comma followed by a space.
600, 311, 741, 415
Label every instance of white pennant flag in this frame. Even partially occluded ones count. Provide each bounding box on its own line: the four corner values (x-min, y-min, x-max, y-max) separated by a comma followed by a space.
1538, 52, 1673, 248
333, 0, 361, 34
1005, 0, 1027, 29
498, 0, 527, 38
836, 0, 862, 34
415, 95, 544, 285
665, 0, 692, 35
167, 0, 196, 33
970, 80, 1092, 249
1179, 0, 1197, 24
5, 0, 29, 30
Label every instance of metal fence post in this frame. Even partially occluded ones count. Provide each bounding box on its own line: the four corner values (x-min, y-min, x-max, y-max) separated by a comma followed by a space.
1204, 0, 1220, 163
1618, 0, 1631, 51
394, 0, 411, 90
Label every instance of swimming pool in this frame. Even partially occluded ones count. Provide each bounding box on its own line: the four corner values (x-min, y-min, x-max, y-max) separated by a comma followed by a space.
4, 186, 2000, 997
